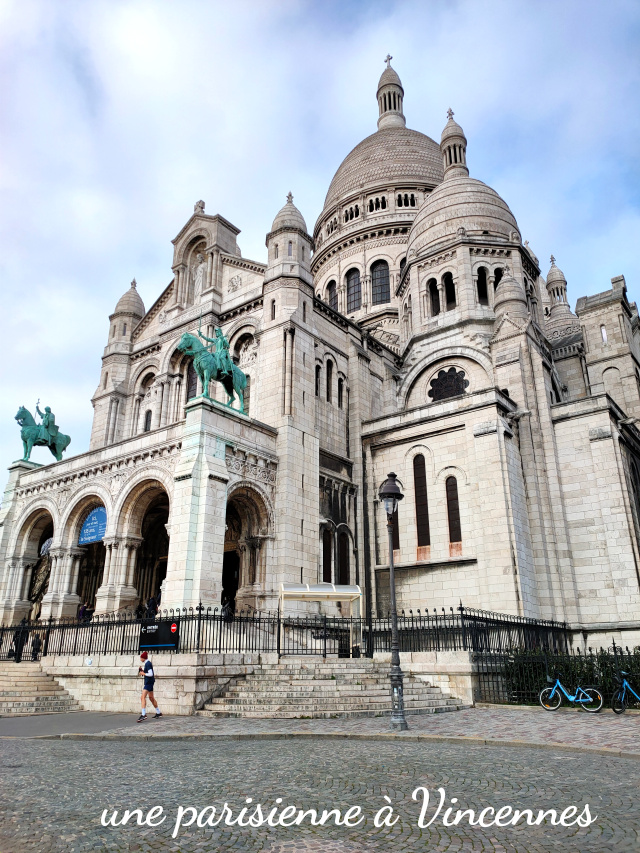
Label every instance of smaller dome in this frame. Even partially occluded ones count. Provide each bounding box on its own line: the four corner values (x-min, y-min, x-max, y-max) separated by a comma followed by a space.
546, 255, 566, 285
271, 192, 308, 234
441, 109, 466, 144
114, 279, 145, 317
494, 266, 528, 321
377, 65, 403, 93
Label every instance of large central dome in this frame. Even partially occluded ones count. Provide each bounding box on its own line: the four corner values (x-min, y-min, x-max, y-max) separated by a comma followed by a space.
323, 126, 444, 207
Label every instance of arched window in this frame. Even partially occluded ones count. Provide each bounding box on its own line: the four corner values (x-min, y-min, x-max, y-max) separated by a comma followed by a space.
287, 241, 293, 257
428, 279, 440, 316
413, 455, 431, 555
338, 532, 349, 584
391, 504, 400, 553
477, 267, 489, 306
410, 194, 415, 206
446, 476, 462, 551
443, 272, 456, 310
302, 246, 305, 261
143, 410, 152, 432
327, 280, 338, 311
326, 360, 333, 402
122, 323, 127, 336
274, 244, 279, 259
315, 364, 321, 397
399, 257, 406, 273
346, 268, 361, 313
494, 267, 503, 290
397, 194, 403, 207
601, 325, 608, 343
371, 260, 390, 305
381, 196, 387, 209
271, 299, 276, 320
111, 325, 115, 338
338, 377, 344, 409
322, 528, 332, 583
103, 372, 109, 389
186, 360, 198, 401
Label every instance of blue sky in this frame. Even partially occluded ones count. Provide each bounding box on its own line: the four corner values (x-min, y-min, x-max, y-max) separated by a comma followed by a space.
0, 0, 639, 476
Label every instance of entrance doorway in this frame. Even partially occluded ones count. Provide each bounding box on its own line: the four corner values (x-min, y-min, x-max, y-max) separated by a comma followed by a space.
222, 551, 240, 612
76, 542, 105, 613
134, 493, 169, 608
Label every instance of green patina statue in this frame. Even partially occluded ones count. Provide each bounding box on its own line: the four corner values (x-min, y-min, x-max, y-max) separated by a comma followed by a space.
15, 402, 71, 462
177, 329, 247, 413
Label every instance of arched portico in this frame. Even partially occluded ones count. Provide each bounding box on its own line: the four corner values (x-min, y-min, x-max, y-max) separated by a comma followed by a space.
224, 483, 272, 611
3, 507, 55, 623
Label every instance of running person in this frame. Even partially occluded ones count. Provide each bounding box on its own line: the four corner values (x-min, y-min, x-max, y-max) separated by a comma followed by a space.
137, 651, 162, 722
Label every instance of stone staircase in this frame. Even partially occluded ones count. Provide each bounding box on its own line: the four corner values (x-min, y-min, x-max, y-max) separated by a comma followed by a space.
0, 661, 82, 716
198, 658, 469, 719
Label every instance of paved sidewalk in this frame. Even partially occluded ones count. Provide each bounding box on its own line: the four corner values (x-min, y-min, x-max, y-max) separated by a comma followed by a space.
40, 705, 640, 757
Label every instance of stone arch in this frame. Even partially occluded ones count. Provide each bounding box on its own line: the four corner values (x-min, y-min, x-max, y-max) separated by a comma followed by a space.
131, 360, 160, 390
115, 472, 173, 539
399, 347, 493, 408
403, 443, 435, 481
9, 505, 56, 620
174, 229, 213, 266
224, 481, 273, 610
435, 464, 469, 487
9, 499, 59, 558
60, 487, 113, 547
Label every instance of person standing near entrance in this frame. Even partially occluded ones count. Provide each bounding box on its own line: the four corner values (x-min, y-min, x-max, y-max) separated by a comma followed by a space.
137, 651, 162, 722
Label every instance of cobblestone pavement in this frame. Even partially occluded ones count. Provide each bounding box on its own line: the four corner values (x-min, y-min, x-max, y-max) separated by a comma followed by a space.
56, 706, 640, 757
0, 735, 638, 852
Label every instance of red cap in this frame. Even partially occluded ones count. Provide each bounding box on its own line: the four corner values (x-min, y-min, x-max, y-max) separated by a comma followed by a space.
140, 651, 148, 660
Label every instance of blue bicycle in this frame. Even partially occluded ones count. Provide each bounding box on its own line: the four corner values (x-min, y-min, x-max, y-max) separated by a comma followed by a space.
539, 675, 603, 712
611, 671, 640, 714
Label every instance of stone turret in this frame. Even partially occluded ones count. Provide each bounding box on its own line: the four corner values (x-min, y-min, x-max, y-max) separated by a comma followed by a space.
440, 109, 469, 179
377, 55, 405, 130
493, 265, 529, 321
265, 193, 313, 286
545, 256, 577, 329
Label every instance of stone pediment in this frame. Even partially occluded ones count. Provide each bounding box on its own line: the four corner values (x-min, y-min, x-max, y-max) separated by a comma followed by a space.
490, 314, 528, 343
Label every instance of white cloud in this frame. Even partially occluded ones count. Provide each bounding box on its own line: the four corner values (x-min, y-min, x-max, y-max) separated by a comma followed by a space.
0, 0, 639, 476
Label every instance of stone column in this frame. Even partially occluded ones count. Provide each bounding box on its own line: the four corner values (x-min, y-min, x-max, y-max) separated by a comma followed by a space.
156, 382, 165, 429
112, 537, 142, 612
94, 539, 117, 614
161, 379, 171, 426
206, 250, 214, 291
437, 282, 445, 313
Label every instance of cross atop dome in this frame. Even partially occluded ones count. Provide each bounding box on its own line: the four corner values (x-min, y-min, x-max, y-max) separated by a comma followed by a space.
385, 54, 393, 67
131, 278, 137, 289
377, 58, 405, 130
447, 108, 454, 120
550, 254, 556, 265
286, 192, 293, 204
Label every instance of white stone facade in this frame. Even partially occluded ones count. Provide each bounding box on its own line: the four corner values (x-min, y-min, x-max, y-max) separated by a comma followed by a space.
1, 63, 639, 647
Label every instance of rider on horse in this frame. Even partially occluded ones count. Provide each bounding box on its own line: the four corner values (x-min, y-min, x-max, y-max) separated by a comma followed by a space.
36, 402, 59, 446
197, 327, 233, 378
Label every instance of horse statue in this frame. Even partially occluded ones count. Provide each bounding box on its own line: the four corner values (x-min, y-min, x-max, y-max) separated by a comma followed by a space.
15, 404, 71, 462
177, 332, 248, 414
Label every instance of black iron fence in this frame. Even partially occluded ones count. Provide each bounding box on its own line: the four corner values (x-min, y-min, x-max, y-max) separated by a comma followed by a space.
0, 604, 571, 662
474, 643, 640, 705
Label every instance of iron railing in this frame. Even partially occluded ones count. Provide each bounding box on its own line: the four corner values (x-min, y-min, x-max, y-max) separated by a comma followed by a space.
474, 642, 640, 705
0, 603, 571, 661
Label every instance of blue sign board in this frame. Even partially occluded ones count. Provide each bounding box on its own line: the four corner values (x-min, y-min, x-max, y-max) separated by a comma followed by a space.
78, 506, 107, 545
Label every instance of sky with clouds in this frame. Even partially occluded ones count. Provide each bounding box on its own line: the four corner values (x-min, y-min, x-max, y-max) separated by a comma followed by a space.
0, 0, 639, 478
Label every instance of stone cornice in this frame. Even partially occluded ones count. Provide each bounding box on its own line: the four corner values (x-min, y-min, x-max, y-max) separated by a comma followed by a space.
221, 253, 266, 275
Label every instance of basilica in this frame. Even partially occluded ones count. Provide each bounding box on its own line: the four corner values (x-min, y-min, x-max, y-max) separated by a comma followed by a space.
1, 61, 639, 647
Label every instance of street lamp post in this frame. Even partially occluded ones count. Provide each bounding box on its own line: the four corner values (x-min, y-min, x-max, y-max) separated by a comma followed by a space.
378, 472, 408, 731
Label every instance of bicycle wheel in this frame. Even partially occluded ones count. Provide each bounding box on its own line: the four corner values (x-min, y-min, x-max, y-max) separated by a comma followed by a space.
612, 689, 627, 715
580, 687, 603, 713
539, 687, 561, 710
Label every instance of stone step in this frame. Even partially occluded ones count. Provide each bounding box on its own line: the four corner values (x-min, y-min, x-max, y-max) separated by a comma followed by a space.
0, 662, 82, 716
198, 705, 469, 720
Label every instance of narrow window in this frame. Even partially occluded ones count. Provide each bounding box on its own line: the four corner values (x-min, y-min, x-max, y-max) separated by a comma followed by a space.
404, 193, 409, 206
186, 360, 198, 401
397, 194, 402, 207
303, 302, 307, 322
111, 325, 115, 338
429, 279, 440, 316
338, 532, 349, 584
326, 360, 333, 402
143, 410, 152, 432
271, 299, 276, 320
399, 257, 406, 273
375, 197, 380, 210
601, 324, 608, 343
346, 268, 361, 313
494, 267, 503, 290
371, 260, 390, 305
315, 364, 321, 397
322, 528, 332, 583
244, 375, 251, 416
446, 476, 462, 547
103, 372, 109, 389
354, 205, 359, 217
122, 323, 127, 336
288, 241, 292, 257
381, 196, 387, 209
413, 454, 431, 551
301, 246, 305, 261
274, 244, 279, 259
410, 194, 415, 206
443, 272, 456, 310
391, 505, 400, 552
369, 200, 374, 212
327, 280, 338, 311
338, 377, 344, 409
477, 267, 488, 305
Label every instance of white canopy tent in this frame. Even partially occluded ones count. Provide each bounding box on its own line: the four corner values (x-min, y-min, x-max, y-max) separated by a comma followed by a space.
278, 583, 363, 657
